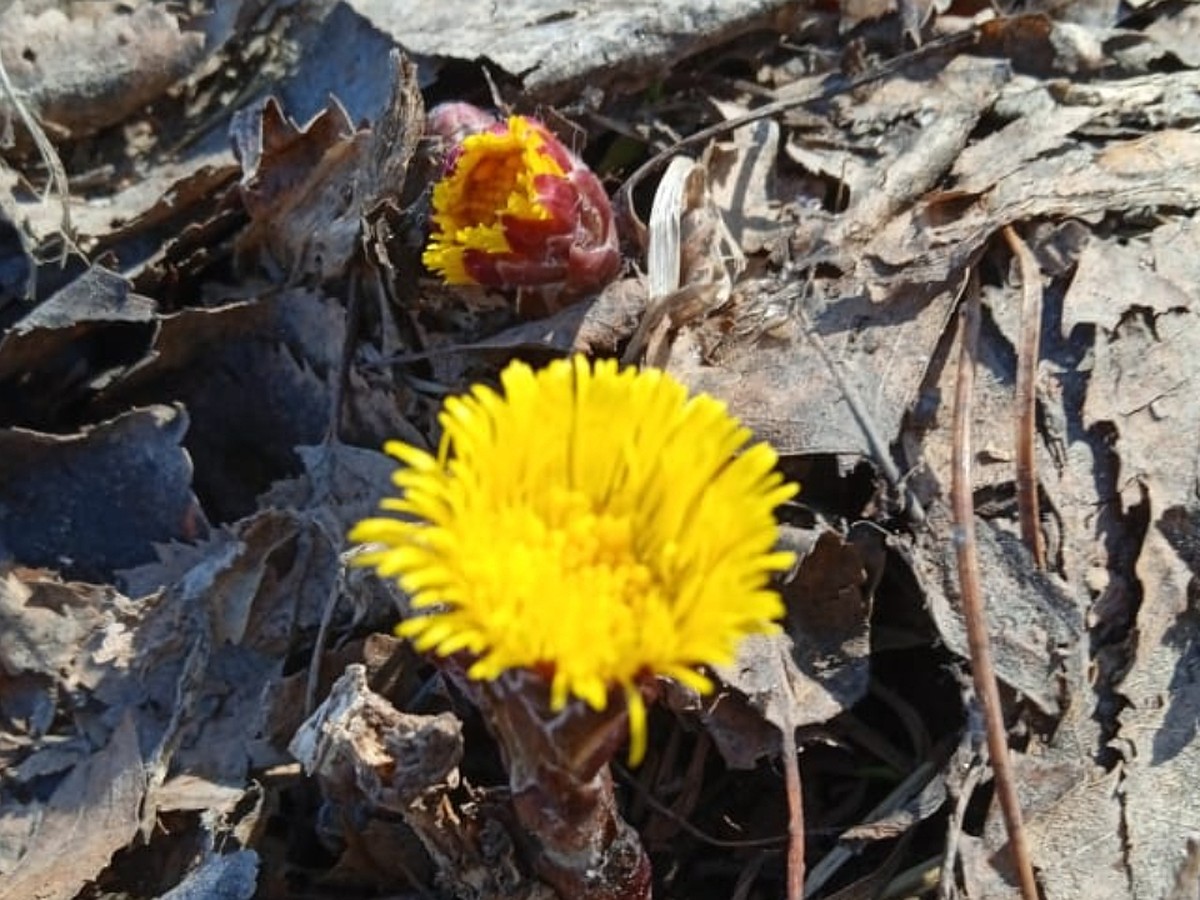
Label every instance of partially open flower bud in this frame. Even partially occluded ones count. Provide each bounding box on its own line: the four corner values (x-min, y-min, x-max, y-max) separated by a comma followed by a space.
422, 105, 621, 315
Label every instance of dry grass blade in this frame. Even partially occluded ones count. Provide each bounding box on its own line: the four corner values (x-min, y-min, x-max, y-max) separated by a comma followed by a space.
950, 272, 1039, 900
1003, 225, 1046, 570
0, 51, 73, 263
938, 755, 983, 898
805, 760, 940, 897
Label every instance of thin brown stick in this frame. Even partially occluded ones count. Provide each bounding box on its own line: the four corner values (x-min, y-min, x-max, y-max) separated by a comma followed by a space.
1003, 225, 1046, 569
780, 720, 805, 900
950, 273, 1039, 900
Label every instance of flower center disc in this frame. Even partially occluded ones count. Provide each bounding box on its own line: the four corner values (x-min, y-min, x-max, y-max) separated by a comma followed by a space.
461, 489, 661, 710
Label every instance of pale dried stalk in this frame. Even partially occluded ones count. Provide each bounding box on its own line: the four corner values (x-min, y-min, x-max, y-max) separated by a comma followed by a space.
950, 274, 1039, 900
1003, 225, 1046, 569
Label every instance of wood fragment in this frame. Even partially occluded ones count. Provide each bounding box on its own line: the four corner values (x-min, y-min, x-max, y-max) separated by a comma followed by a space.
950, 273, 1040, 900
1003, 224, 1047, 570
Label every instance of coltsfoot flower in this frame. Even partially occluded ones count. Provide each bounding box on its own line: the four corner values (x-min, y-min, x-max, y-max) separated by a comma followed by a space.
422, 106, 621, 313
350, 356, 796, 763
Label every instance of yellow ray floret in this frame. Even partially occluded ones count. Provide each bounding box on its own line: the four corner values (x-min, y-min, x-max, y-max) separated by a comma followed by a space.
350, 356, 797, 764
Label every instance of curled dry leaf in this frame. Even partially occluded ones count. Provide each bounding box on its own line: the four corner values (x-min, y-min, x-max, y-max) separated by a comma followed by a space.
290, 664, 463, 811
232, 53, 424, 282
289, 665, 553, 898
627, 154, 742, 366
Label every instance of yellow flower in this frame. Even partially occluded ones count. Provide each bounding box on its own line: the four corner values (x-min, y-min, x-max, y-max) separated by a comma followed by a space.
350, 357, 796, 763
421, 108, 621, 310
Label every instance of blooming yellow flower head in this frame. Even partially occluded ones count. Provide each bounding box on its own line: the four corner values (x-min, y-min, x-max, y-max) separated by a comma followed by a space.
350, 357, 797, 763
422, 106, 621, 310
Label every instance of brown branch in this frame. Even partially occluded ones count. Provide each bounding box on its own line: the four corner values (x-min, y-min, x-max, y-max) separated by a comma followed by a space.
950, 273, 1039, 900
1003, 225, 1046, 570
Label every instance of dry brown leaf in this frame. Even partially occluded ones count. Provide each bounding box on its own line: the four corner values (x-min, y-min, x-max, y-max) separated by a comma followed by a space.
865, 128, 1200, 301
232, 97, 372, 282
0, 266, 157, 426
688, 528, 876, 768
666, 277, 960, 460
915, 513, 1083, 715
830, 54, 1009, 251
232, 52, 423, 284
706, 103, 786, 253
91, 290, 344, 521
949, 101, 1097, 195
0, 1, 203, 141
0, 405, 203, 579
291, 664, 462, 809
259, 442, 412, 537
1079, 271, 1200, 898
0, 712, 144, 900
0, 570, 125, 688
444, 277, 647, 360
1063, 215, 1200, 335
350, 0, 804, 101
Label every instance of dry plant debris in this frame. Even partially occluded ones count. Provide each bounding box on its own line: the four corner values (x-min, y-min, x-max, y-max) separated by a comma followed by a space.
3, 1, 1200, 899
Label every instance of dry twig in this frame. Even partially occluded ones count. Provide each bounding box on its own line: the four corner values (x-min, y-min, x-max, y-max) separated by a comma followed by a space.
950, 273, 1039, 900
939, 749, 984, 898
1003, 225, 1047, 569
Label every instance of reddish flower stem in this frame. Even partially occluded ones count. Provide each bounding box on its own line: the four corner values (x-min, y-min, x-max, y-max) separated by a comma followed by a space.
476, 673, 652, 900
